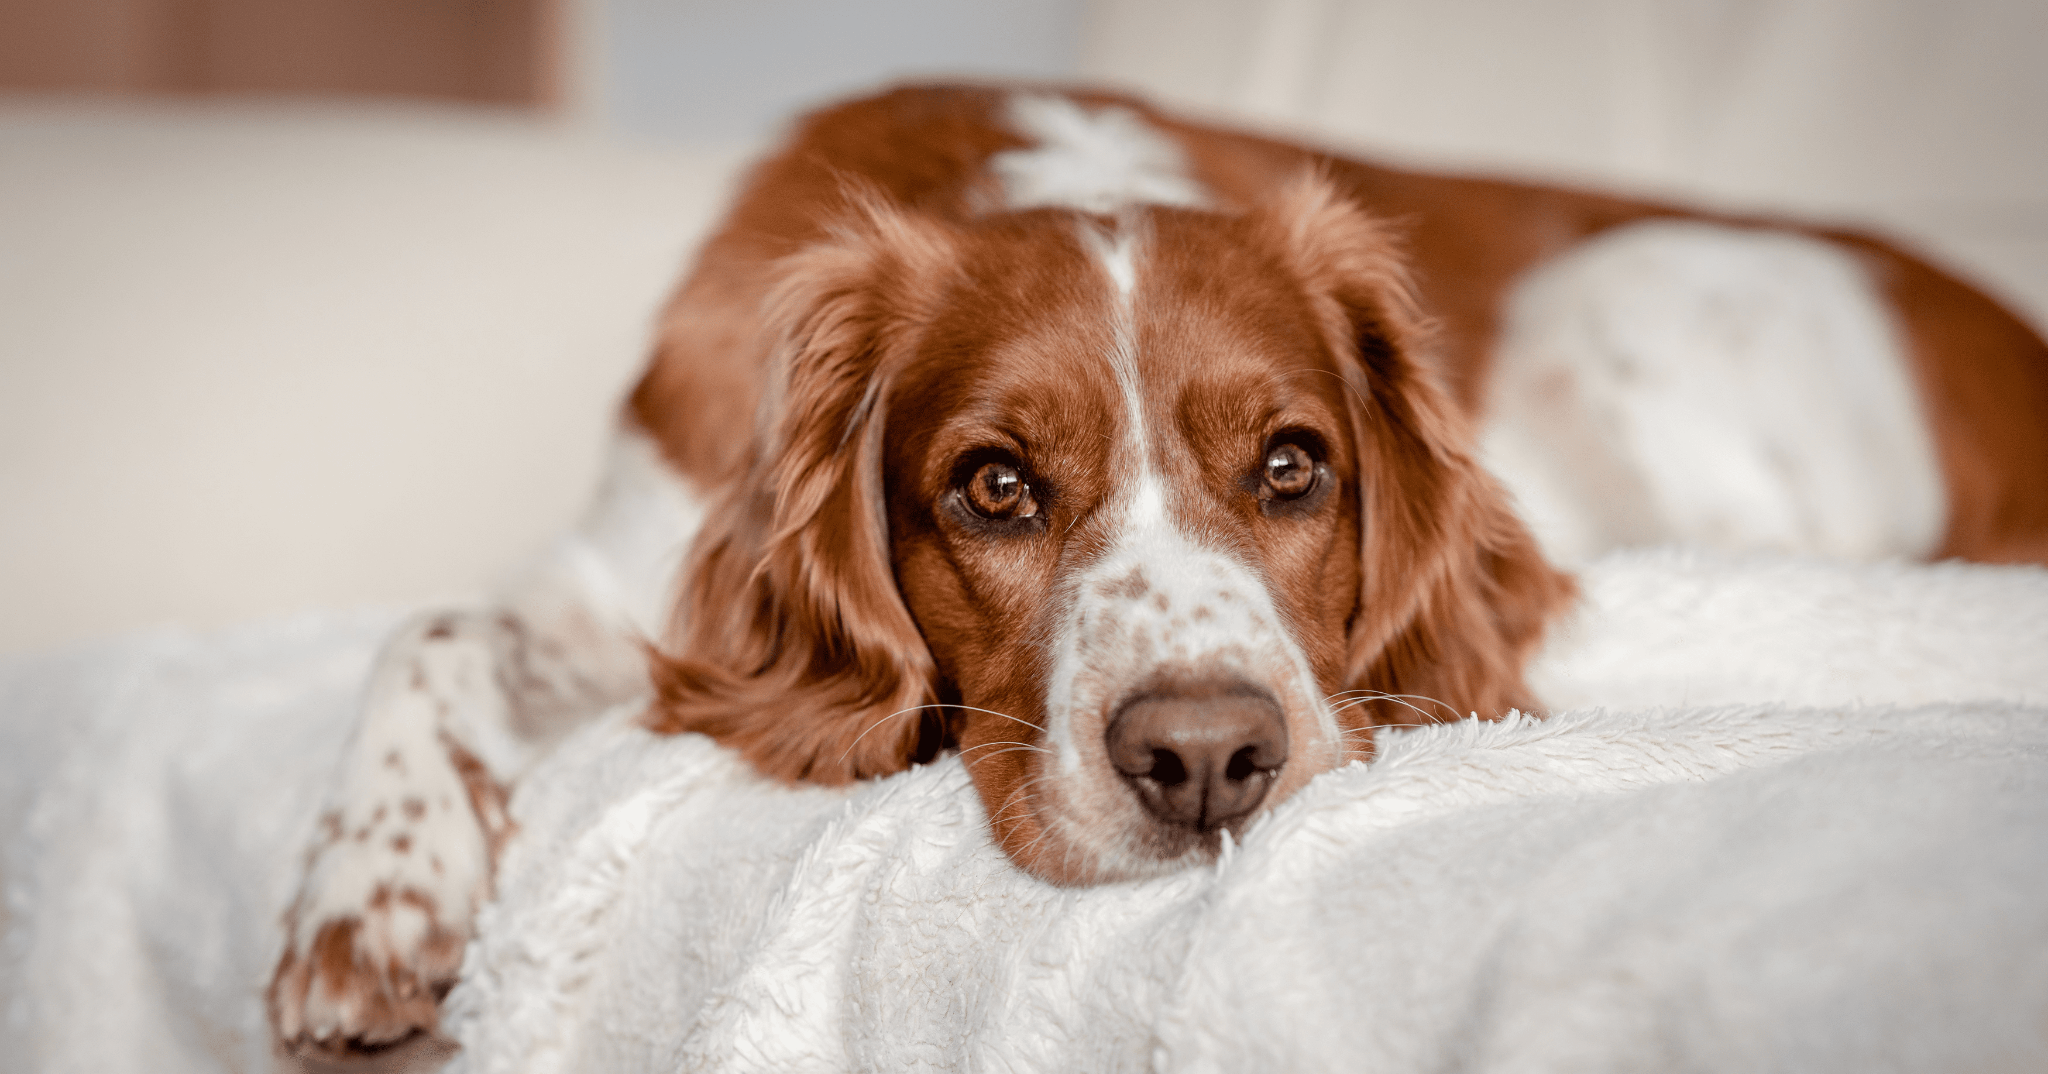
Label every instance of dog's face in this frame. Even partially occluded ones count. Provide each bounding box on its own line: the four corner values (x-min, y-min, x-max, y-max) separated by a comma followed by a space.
883, 211, 1362, 879
652, 175, 1569, 885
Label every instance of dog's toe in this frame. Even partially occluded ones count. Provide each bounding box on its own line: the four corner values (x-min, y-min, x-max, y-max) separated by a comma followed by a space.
270, 901, 468, 1055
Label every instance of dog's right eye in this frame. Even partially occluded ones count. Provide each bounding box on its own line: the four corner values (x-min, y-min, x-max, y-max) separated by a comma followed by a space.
962, 459, 1038, 521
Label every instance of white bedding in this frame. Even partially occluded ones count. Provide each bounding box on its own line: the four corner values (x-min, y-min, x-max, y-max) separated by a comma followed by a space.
4, 549, 2047, 1072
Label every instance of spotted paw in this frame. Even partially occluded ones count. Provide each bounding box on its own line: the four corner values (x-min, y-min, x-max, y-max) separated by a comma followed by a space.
269, 895, 468, 1053
269, 624, 514, 1055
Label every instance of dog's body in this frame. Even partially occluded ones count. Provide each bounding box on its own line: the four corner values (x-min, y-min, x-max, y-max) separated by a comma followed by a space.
269, 83, 2048, 1051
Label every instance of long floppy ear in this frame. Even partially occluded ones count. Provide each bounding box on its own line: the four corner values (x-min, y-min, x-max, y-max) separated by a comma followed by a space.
1253, 172, 1574, 726
643, 196, 957, 783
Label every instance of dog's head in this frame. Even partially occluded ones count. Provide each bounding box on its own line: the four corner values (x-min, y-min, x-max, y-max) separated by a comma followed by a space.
650, 172, 1570, 884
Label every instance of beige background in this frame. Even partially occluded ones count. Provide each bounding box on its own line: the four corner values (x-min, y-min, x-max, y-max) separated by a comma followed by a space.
2, 0, 2043, 653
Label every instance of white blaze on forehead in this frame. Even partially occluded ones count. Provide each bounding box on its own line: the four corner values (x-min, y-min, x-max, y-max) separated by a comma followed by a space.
1082, 225, 1148, 449
1080, 223, 1175, 536
993, 93, 1208, 214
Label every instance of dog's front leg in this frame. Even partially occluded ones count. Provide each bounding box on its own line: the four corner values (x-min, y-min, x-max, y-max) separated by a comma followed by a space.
268, 609, 519, 1050
267, 428, 703, 1053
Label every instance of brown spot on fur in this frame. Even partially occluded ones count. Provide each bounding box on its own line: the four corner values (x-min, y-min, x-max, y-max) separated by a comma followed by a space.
440, 731, 516, 875
424, 620, 455, 640
391, 834, 412, 854
383, 750, 405, 773
402, 797, 426, 821
1097, 569, 1149, 600
1152, 593, 1170, 613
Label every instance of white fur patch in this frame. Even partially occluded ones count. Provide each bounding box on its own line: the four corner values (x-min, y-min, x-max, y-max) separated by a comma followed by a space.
1481, 220, 1946, 564
992, 94, 1208, 214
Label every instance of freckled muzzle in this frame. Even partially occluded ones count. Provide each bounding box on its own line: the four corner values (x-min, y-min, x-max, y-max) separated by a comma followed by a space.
1035, 535, 1341, 880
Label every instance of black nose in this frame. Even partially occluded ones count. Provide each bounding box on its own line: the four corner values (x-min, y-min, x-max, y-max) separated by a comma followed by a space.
1105, 679, 1289, 831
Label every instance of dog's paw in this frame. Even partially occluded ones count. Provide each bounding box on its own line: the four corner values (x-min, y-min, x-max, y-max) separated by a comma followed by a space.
270, 718, 512, 1052
268, 891, 467, 1053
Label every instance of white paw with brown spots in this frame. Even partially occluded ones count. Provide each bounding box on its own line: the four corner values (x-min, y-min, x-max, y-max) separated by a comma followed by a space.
270, 620, 515, 1054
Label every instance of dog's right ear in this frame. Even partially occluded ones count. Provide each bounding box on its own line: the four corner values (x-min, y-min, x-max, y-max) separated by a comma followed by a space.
643, 194, 961, 784
1250, 171, 1574, 728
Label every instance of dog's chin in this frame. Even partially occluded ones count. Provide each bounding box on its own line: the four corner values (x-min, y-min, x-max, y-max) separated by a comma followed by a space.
997, 779, 1254, 886
1006, 824, 1215, 887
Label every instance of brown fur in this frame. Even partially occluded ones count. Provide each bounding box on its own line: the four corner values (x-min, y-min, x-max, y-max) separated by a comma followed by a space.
647, 195, 959, 782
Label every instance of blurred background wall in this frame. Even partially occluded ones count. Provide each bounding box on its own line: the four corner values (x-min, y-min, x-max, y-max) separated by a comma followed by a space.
0, 0, 563, 103
2, 0, 2044, 652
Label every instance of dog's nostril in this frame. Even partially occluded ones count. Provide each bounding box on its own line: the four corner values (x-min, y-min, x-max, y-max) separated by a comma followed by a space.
1106, 678, 1289, 832
1150, 748, 1188, 787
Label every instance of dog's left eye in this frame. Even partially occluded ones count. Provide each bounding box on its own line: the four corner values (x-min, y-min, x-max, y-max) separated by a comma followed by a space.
1263, 442, 1317, 499
962, 459, 1039, 521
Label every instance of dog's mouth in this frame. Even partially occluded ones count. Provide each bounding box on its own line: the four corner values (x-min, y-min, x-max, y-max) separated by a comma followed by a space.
983, 665, 1339, 886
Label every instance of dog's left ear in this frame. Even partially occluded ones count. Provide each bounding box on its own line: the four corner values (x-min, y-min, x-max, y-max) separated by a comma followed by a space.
1252, 172, 1574, 726
644, 194, 957, 782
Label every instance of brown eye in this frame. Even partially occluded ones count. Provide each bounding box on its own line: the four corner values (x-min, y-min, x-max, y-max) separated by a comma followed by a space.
1263, 442, 1316, 499
965, 460, 1036, 520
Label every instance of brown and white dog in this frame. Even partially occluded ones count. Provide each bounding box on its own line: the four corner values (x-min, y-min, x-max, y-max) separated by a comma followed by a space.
269, 82, 2048, 1051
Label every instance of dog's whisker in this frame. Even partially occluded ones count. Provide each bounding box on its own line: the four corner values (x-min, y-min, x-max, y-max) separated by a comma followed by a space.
960, 743, 1054, 772
1328, 690, 1461, 724
1329, 696, 1429, 722
990, 775, 1052, 841
839, 702, 1049, 765
957, 739, 1046, 756
1336, 721, 1433, 737
947, 705, 1047, 734
1328, 688, 1463, 715
836, 703, 947, 764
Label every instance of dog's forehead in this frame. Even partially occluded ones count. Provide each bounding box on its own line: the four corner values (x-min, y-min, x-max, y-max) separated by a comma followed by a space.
1135, 214, 1335, 368
908, 228, 1122, 414
900, 215, 1346, 470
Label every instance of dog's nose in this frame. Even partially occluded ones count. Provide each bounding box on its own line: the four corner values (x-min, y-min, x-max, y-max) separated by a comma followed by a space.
1106, 680, 1289, 831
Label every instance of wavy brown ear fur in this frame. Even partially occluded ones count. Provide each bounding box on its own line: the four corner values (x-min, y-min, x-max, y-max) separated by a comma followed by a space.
1255, 172, 1575, 729
643, 196, 958, 783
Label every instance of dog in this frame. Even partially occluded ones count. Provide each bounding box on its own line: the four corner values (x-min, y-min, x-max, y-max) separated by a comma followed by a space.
268, 82, 2048, 1051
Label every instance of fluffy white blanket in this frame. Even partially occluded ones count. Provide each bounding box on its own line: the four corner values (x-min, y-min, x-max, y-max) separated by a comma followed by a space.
5, 549, 2047, 1072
